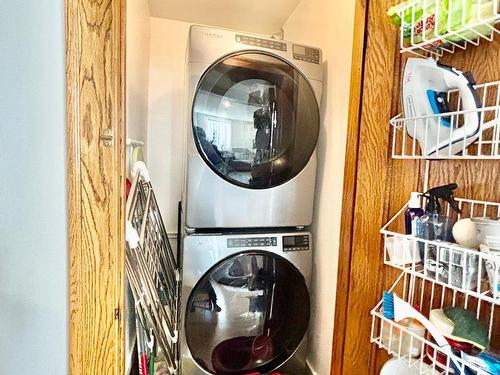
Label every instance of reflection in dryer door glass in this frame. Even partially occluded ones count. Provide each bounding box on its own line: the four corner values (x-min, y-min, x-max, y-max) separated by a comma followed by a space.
185, 252, 310, 374
193, 52, 319, 189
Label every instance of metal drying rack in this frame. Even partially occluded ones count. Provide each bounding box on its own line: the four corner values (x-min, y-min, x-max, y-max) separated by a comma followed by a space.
126, 165, 180, 375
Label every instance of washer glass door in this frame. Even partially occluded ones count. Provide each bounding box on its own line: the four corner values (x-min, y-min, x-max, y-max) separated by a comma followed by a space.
185, 251, 310, 374
192, 52, 320, 189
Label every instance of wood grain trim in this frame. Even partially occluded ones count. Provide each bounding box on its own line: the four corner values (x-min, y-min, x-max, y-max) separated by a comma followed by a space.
330, 0, 368, 373
342, 0, 399, 368
331, 0, 401, 373
66, 1, 126, 374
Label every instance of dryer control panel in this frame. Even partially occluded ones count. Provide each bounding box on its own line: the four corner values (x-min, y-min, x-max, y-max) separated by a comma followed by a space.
235, 34, 287, 52
283, 235, 310, 252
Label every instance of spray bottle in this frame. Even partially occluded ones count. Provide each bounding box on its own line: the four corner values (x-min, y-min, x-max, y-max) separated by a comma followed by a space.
416, 184, 462, 280
417, 183, 462, 242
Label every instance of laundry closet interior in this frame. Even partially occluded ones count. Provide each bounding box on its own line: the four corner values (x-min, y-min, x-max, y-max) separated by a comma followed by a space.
124, 1, 353, 375
122, 1, 500, 375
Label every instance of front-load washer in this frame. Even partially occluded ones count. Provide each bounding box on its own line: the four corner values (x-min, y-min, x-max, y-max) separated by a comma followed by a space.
185, 25, 323, 229
180, 232, 312, 375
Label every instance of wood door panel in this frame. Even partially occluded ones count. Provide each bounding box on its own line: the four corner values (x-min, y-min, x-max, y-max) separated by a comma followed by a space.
339, 0, 399, 373
67, 0, 125, 374
332, 0, 500, 374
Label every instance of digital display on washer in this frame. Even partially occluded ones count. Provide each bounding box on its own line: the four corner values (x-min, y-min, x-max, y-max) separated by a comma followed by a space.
283, 235, 310, 252
227, 237, 278, 248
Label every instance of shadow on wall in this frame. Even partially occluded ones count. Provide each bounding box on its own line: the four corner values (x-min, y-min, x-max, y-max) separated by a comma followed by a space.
314, 59, 330, 217
307, 57, 332, 367
147, 87, 186, 234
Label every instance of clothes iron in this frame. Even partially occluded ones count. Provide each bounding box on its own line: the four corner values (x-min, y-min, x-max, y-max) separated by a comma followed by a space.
402, 58, 482, 156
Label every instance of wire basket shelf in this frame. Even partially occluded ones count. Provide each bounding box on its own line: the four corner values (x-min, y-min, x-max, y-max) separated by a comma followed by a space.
390, 80, 500, 159
371, 272, 499, 375
381, 195, 500, 304
126, 170, 180, 374
391, 0, 500, 57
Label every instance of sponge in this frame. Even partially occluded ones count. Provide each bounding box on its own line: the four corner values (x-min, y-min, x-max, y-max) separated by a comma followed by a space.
443, 307, 490, 350
429, 309, 454, 336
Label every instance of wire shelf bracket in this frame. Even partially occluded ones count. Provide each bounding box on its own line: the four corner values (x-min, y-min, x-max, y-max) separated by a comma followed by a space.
392, 0, 500, 57
390, 80, 500, 159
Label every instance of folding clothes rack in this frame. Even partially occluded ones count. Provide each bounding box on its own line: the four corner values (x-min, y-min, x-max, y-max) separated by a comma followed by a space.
125, 163, 180, 375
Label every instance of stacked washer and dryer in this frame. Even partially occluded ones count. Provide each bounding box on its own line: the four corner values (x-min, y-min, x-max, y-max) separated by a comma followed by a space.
181, 25, 322, 375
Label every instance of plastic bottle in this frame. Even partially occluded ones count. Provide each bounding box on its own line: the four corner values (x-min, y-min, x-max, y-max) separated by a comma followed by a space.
418, 184, 462, 243
416, 183, 462, 280
381, 317, 426, 358
405, 192, 425, 235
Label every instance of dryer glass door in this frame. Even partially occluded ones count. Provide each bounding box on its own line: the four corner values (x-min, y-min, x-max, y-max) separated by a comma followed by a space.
185, 251, 310, 374
192, 52, 320, 189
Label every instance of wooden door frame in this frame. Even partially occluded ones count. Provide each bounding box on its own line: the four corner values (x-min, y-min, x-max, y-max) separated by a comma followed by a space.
330, 0, 402, 373
66, 0, 126, 374
330, 0, 369, 373
329, 0, 422, 373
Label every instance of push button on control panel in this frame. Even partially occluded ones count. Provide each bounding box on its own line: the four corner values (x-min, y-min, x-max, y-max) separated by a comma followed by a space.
228, 237, 278, 248
236, 35, 287, 52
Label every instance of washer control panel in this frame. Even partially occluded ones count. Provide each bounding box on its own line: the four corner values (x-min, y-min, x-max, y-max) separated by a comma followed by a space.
235, 34, 287, 52
228, 236, 278, 248
293, 44, 321, 64
283, 235, 310, 252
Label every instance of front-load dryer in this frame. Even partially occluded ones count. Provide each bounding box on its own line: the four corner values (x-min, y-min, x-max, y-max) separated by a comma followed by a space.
180, 231, 312, 375
185, 25, 323, 229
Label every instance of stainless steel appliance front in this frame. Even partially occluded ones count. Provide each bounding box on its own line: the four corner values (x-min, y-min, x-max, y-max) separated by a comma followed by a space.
180, 232, 312, 374
185, 26, 323, 229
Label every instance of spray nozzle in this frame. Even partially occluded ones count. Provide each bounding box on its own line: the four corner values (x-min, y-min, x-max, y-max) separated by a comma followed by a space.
424, 183, 462, 214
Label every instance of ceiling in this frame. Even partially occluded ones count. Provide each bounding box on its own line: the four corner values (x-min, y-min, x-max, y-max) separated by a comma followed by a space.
148, 0, 301, 35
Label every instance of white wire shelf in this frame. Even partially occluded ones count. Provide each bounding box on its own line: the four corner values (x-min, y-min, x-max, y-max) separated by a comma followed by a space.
390, 80, 500, 159
371, 272, 499, 374
381, 195, 500, 304
390, 0, 500, 57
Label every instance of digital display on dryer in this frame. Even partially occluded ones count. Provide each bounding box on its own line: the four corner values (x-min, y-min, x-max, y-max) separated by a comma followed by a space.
293, 45, 306, 55
293, 44, 320, 64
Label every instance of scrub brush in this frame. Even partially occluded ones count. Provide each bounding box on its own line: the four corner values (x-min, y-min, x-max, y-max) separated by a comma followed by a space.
383, 292, 462, 371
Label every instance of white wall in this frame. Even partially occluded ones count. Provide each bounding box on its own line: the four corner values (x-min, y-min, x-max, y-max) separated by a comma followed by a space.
126, 1, 151, 372
149, 0, 300, 35
127, 0, 151, 145
147, 18, 191, 234
0, 1, 68, 374
283, 1, 356, 374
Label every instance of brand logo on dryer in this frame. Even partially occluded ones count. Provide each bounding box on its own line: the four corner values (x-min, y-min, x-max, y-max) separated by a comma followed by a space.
204, 32, 223, 39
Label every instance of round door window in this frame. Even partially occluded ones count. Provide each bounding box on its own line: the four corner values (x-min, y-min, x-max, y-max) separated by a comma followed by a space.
192, 52, 320, 189
185, 252, 310, 374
